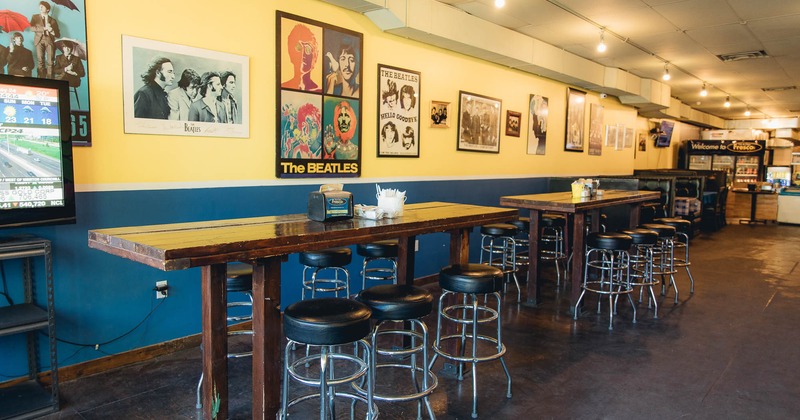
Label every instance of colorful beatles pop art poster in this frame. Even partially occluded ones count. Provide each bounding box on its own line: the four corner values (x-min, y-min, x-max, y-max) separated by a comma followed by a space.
0, 0, 91, 145
277, 12, 363, 178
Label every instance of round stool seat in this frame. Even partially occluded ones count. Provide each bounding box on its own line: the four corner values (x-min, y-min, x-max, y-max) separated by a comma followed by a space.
284, 298, 372, 346
587, 232, 632, 250
439, 263, 503, 294
300, 247, 352, 268
480, 223, 518, 237
541, 214, 566, 227
619, 228, 658, 246
356, 240, 398, 258
508, 218, 529, 233
655, 217, 692, 234
226, 263, 253, 292
638, 223, 676, 238
357, 284, 432, 321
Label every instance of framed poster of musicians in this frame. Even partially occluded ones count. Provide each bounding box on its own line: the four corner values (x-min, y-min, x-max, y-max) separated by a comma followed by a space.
1, 0, 92, 145
276, 11, 363, 178
565, 87, 586, 152
377, 64, 420, 157
457, 91, 502, 153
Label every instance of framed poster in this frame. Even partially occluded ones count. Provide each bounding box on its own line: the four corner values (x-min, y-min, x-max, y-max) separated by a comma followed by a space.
276, 11, 363, 177
527, 94, 548, 155
430, 100, 449, 128
565, 87, 585, 152
457, 91, 501, 153
0, 0, 92, 145
614, 124, 625, 151
122, 36, 249, 138
624, 127, 634, 148
638, 131, 647, 152
377, 64, 420, 157
505, 111, 521, 137
588, 103, 603, 156
606, 124, 619, 150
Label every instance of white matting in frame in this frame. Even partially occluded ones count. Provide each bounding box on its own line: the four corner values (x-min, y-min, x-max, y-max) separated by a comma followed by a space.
122, 35, 249, 138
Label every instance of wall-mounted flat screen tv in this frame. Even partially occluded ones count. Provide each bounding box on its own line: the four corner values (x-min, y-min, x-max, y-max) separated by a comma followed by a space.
0, 75, 75, 229
655, 120, 675, 148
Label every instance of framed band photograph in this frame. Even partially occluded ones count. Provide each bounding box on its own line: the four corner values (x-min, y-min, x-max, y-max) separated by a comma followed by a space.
457, 91, 502, 153
430, 100, 450, 128
565, 87, 585, 152
505, 110, 521, 137
527, 94, 548, 155
377, 64, 420, 157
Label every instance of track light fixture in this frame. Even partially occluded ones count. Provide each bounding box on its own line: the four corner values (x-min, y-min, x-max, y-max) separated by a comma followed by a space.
744, 107, 751, 117
700, 84, 708, 97
662, 64, 670, 81
724, 96, 731, 107
494, 0, 505, 7
597, 30, 607, 53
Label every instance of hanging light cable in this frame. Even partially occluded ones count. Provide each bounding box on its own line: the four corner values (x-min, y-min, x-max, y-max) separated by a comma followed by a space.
662, 63, 671, 81
700, 83, 708, 97
596, 29, 607, 53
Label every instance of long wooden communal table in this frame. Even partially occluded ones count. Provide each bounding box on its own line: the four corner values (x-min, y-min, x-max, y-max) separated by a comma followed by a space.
499, 190, 660, 310
87, 201, 517, 419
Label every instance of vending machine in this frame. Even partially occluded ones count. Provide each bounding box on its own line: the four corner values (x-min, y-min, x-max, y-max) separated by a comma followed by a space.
683, 140, 766, 188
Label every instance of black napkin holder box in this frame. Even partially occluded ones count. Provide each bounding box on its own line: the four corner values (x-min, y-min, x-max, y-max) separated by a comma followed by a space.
307, 190, 354, 222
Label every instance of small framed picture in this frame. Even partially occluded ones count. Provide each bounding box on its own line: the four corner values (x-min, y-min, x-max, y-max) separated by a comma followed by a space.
505, 111, 521, 137
457, 91, 502, 153
430, 100, 450, 128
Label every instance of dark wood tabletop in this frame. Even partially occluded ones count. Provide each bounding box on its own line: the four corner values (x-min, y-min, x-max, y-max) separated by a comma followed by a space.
88, 201, 517, 419
500, 190, 661, 213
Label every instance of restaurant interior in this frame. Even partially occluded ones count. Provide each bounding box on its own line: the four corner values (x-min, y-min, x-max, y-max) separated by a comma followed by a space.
1, 0, 799, 419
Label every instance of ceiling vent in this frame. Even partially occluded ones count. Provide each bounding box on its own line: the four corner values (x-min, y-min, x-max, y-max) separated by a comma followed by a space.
762, 86, 797, 92
716, 50, 769, 62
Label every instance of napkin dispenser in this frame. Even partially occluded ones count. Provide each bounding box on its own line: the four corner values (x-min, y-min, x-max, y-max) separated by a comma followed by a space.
308, 190, 354, 222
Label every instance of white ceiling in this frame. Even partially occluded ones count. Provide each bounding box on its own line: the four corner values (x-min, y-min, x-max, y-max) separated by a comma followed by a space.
437, 0, 800, 121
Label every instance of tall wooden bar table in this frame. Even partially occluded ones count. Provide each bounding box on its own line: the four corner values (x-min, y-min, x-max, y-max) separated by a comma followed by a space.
499, 190, 660, 310
88, 201, 516, 419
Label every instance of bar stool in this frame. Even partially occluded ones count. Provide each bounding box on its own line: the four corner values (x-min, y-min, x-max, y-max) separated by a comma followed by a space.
654, 217, 696, 294
300, 247, 352, 299
196, 262, 253, 409
507, 218, 530, 281
357, 240, 398, 289
479, 223, 521, 302
574, 232, 635, 329
429, 263, 512, 418
639, 223, 679, 303
540, 214, 567, 285
355, 284, 437, 418
619, 228, 660, 318
280, 297, 377, 419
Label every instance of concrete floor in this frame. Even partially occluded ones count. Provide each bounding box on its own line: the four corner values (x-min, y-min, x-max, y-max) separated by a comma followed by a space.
40, 223, 800, 419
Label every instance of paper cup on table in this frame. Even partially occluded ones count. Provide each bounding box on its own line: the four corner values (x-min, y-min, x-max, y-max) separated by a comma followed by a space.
571, 183, 583, 198
378, 196, 405, 218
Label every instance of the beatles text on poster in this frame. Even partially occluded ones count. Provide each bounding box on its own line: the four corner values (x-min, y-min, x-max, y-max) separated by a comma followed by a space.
122, 36, 249, 138
277, 12, 363, 178
527, 94, 548, 155
0, 0, 92, 145
377, 64, 420, 158
457, 91, 501, 153
588, 103, 603, 156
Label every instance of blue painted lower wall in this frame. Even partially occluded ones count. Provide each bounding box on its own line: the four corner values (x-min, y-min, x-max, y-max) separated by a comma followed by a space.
0, 177, 548, 378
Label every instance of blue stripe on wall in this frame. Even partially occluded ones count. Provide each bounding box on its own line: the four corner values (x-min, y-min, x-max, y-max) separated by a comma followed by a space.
0, 177, 547, 376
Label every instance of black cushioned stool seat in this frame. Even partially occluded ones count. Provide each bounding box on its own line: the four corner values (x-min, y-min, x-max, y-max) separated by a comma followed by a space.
355, 285, 436, 417
430, 263, 512, 418
357, 240, 398, 289
655, 217, 692, 233
541, 213, 567, 227
587, 231, 633, 251
300, 247, 353, 300
480, 223, 518, 237
638, 223, 676, 238
619, 228, 658, 246
300, 247, 352, 267
225, 262, 253, 292
280, 297, 377, 419
508, 217, 530, 233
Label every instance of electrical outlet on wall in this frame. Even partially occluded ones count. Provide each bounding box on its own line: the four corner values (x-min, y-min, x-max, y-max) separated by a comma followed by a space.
155, 280, 168, 299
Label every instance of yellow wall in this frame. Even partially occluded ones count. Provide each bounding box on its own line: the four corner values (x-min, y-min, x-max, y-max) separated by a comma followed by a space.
79, 0, 656, 190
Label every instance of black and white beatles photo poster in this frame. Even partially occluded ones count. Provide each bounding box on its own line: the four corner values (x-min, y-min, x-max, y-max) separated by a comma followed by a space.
377, 64, 420, 158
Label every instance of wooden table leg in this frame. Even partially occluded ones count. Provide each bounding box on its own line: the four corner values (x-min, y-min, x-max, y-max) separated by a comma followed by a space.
526, 209, 541, 306
397, 235, 416, 286
251, 257, 282, 419
201, 264, 228, 420
630, 203, 642, 228
569, 213, 586, 313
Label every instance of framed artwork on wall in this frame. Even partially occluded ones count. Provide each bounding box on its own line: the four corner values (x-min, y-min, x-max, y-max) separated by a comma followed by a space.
457, 90, 502, 153
565, 87, 585, 152
276, 11, 363, 177
430, 100, 450, 128
505, 110, 521, 137
122, 35, 249, 138
588, 103, 603, 156
527, 94, 548, 155
377, 64, 420, 157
